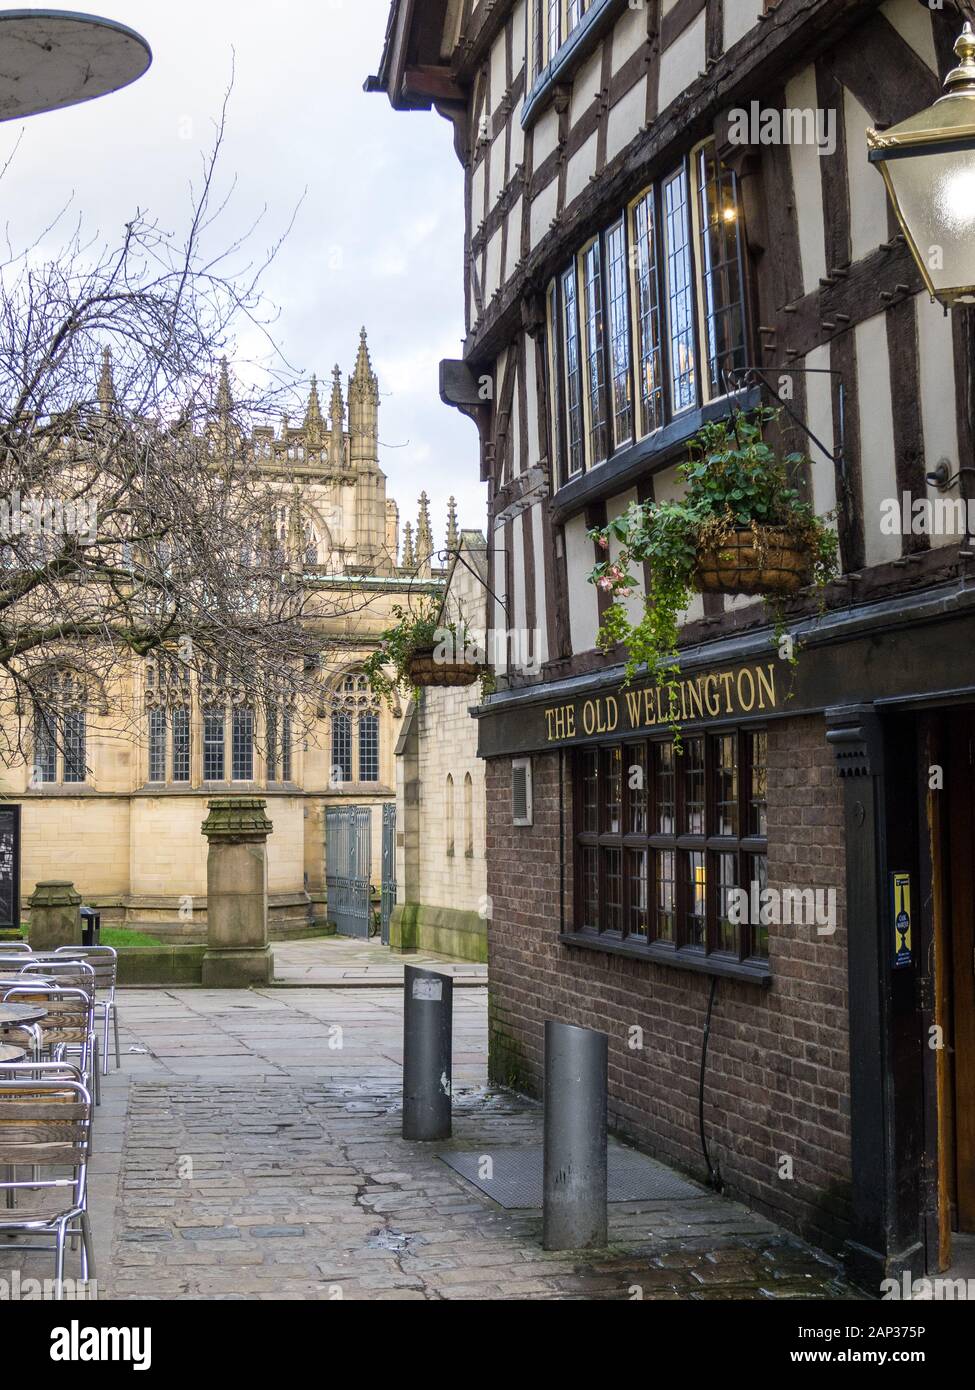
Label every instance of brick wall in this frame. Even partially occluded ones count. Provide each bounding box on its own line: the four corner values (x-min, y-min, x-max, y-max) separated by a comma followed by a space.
486, 714, 852, 1254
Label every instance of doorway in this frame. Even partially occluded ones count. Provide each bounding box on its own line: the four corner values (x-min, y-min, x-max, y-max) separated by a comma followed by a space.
922, 707, 975, 1272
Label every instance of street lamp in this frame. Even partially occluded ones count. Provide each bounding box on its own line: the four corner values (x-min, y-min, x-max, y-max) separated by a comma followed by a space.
0, 9, 150, 123
867, 22, 975, 306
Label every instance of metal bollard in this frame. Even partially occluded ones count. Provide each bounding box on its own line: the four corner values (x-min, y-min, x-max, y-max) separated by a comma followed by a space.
542, 1019, 608, 1250
402, 965, 452, 1140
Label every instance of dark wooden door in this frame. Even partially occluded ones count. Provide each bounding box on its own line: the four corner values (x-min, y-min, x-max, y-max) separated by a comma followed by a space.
946, 709, 975, 1233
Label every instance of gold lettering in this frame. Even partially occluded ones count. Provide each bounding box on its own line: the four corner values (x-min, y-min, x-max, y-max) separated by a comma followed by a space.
583, 700, 596, 736
704, 675, 721, 717
565, 706, 575, 739
545, 709, 557, 741
687, 678, 704, 721
719, 672, 735, 714
606, 695, 618, 733
643, 688, 656, 726
756, 663, 777, 711
624, 690, 642, 727
736, 667, 756, 713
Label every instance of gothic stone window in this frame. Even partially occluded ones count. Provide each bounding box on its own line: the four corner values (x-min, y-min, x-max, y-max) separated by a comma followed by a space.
548, 139, 748, 487
32, 673, 88, 786
330, 674, 381, 786
145, 663, 192, 785
573, 729, 768, 978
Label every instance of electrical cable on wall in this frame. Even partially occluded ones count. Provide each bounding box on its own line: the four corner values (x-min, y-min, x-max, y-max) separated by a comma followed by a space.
699, 975, 723, 1193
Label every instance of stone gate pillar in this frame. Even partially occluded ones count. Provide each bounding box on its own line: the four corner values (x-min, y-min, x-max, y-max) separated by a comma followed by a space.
201, 797, 274, 988
28, 880, 81, 949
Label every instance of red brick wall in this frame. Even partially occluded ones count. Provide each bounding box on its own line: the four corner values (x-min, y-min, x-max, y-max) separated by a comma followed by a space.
485, 715, 852, 1253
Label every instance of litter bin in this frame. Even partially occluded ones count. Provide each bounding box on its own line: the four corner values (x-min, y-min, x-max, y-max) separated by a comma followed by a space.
79, 905, 101, 948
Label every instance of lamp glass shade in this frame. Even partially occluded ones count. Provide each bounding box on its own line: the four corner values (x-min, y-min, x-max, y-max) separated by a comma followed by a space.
875, 145, 975, 304
866, 24, 975, 305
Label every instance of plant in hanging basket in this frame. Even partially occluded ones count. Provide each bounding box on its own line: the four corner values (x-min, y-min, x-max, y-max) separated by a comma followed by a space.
588, 408, 838, 736
363, 600, 487, 704
695, 522, 814, 596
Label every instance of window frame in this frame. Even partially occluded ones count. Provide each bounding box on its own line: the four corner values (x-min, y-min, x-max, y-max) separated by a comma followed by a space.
546, 140, 750, 486
570, 728, 770, 983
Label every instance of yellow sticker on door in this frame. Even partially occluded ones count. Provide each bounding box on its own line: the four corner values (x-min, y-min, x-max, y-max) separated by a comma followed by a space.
892, 872, 913, 969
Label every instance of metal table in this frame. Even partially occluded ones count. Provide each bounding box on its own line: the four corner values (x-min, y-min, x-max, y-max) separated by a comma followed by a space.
0, 1003, 47, 1033
0, 1042, 26, 1063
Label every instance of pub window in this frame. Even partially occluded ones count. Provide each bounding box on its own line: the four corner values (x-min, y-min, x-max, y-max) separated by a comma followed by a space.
580, 238, 609, 465
332, 712, 352, 784
531, 0, 595, 78
232, 706, 254, 781
561, 265, 584, 479
203, 707, 225, 781
446, 774, 455, 857
148, 708, 167, 783
605, 218, 633, 449
694, 141, 748, 398
546, 139, 748, 481
573, 729, 769, 972
630, 190, 664, 435
663, 165, 696, 413
359, 712, 379, 783
172, 706, 190, 784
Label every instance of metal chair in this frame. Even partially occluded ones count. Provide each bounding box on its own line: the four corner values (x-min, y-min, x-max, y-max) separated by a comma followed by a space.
54, 947, 120, 1074
1, 984, 98, 1105
0, 1071, 94, 1298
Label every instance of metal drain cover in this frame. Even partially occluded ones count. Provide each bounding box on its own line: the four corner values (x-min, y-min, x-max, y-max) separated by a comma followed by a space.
438, 1145, 703, 1209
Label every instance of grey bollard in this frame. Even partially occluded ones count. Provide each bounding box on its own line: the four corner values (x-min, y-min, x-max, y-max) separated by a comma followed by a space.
402, 965, 452, 1140
543, 1020, 608, 1250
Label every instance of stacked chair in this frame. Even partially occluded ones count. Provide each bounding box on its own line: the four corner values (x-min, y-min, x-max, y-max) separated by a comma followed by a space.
0, 942, 122, 1298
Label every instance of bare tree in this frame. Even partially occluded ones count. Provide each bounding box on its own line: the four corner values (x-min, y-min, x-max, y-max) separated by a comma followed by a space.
0, 100, 372, 772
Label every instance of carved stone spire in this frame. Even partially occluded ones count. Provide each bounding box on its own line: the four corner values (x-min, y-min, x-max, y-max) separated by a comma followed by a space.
416, 491, 433, 577
215, 357, 233, 415
97, 346, 117, 415
401, 520, 416, 570
445, 496, 459, 552
304, 374, 323, 434
329, 365, 345, 467
347, 327, 379, 472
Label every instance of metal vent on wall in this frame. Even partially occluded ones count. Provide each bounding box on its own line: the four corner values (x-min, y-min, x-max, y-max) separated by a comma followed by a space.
512, 757, 532, 826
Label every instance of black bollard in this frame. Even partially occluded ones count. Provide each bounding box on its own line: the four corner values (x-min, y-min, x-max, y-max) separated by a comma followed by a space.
542, 1019, 608, 1250
402, 965, 453, 1140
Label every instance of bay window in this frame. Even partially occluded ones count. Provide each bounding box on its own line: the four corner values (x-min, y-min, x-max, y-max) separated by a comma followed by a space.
547, 140, 748, 486
532, 0, 595, 79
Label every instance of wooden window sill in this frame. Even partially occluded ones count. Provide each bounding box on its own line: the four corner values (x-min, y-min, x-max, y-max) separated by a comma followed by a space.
560, 930, 772, 985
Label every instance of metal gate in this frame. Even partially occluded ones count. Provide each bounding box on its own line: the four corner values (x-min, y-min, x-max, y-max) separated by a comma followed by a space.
325, 805, 372, 939
380, 802, 396, 946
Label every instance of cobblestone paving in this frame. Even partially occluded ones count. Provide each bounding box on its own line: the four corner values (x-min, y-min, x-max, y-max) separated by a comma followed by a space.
1, 979, 862, 1301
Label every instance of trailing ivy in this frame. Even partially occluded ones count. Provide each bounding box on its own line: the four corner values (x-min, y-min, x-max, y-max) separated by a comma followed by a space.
589, 408, 838, 741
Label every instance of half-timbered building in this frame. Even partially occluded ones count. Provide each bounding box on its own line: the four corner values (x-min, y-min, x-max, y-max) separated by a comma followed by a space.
371, 0, 975, 1284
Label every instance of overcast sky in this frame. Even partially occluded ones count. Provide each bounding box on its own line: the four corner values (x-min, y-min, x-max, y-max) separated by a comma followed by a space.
1, 0, 482, 552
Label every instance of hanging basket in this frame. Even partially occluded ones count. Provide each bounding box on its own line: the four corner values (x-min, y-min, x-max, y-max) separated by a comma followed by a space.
695, 525, 813, 597
407, 647, 485, 688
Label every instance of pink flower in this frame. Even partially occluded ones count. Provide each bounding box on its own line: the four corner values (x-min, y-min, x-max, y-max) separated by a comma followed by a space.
597, 576, 614, 591
619, 588, 633, 598
596, 535, 609, 550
